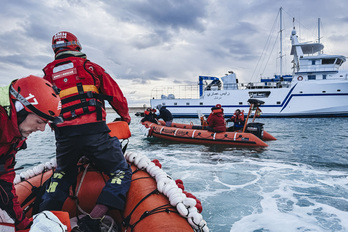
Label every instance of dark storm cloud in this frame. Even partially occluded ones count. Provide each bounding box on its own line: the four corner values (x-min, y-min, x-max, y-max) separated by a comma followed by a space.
2, 0, 348, 105
112, 0, 208, 31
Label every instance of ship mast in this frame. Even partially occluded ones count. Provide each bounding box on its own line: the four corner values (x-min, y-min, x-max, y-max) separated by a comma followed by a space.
279, 7, 283, 77
318, 18, 321, 55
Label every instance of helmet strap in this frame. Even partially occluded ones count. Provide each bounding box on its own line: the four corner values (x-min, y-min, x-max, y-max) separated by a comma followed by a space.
10, 85, 63, 124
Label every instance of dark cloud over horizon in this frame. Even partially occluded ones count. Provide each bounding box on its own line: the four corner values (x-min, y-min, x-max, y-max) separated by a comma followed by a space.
1, 0, 348, 106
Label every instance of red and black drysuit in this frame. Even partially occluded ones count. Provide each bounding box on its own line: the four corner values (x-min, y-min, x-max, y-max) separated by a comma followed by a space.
0, 99, 31, 230
206, 108, 226, 132
39, 50, 132, 212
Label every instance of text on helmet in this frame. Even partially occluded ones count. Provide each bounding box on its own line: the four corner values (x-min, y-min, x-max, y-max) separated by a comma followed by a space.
54, 32, 67, 41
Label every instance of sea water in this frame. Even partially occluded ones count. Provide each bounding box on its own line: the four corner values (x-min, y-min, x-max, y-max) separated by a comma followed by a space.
17, 114, 348, 232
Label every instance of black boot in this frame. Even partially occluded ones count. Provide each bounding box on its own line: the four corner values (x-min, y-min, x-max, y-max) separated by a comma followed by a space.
78, 215, 102, 232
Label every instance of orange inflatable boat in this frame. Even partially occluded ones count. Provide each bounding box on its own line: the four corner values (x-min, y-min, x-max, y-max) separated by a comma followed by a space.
14, 122, 208, 231
142, 121, 268, 147
157, 120, 276, 142
15, 156, 208, 231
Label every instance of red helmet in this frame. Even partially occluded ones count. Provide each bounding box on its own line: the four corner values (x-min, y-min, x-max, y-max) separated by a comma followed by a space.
52, 31, 82, 54
215, 104, 222, 108
10, 75, 62, 123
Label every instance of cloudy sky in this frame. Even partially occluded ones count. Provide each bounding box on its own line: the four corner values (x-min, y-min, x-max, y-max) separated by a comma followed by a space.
1, 0, 348, 106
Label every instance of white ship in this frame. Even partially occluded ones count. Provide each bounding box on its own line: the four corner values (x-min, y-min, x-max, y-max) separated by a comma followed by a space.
150, 8, 348, 118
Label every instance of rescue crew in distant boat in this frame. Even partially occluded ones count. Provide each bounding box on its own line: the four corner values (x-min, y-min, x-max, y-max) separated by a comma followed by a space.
227, 109, 245, 131
39, 31, 132, 232
206, 104, 226, 132
0, 75, 61, 231
156, 104, 173, 127
141, 108, 159, 124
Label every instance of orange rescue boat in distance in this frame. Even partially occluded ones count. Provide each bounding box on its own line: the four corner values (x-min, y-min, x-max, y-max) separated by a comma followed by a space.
142, 121, 268, 147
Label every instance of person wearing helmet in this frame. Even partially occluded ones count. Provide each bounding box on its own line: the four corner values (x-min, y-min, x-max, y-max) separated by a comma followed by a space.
156, 104, 173, 127
0, 75, 61, 231
206, 104, 226, 132
39, 31, 132, 231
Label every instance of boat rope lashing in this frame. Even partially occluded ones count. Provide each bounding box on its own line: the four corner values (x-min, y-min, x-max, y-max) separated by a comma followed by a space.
122, 189, 158, 230
73, 163, 91, 223
174, 129, 179, 136
21, 170, 53, 215
122, 189, 177, 232
192, 130, 196, 138
126, 204, 178, 232
0, 167, 24, 177
121, 139, 129, 154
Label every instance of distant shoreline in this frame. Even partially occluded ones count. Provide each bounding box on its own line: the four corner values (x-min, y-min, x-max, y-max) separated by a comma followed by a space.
106, 106, 146, 113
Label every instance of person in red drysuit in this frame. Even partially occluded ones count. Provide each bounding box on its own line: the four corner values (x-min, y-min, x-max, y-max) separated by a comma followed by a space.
39, 31, 132, 232
206, 104, 226, 132
0, 75, 61, 231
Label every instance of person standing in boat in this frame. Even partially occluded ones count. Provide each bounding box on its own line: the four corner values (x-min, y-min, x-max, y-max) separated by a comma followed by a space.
38, 31, 132, 232
141, 107, 159, 124
226, 109, 245, 131
156, 104, 173, 127
0, 75, 62, 231
206, 104, 226, 132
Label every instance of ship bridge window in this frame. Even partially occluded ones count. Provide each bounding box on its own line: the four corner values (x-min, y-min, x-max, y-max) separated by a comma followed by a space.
336, 59, 344, 65
308, 75, 316, 80
248, 91, 271, 98
323, 74, 327, 79
322, 59, 335, 65
312, 60, 316, 65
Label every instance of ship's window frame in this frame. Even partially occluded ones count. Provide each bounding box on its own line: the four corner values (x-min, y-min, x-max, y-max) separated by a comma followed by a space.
248, 91, 271, 98
322, 58, 336, 65
323, 74, 327, 80
186, 102, 190, 105
276, 101, 281, 104
239, 102, 243, 105
308, 75, 316, 80
174, 102, 177, 106
199, 102, 203, 105
336, 59, 344, 65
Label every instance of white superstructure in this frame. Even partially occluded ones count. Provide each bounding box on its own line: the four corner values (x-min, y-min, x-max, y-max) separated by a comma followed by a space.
150, 10, 348, 118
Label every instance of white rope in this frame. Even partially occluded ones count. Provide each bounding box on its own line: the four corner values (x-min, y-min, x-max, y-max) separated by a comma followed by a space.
124, 151, 209, 232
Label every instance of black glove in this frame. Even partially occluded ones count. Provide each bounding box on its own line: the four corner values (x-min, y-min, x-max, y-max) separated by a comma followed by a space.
113, 117, 130, 125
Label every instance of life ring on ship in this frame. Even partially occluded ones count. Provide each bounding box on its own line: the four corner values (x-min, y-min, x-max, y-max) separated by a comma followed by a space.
297, 76, 303, 81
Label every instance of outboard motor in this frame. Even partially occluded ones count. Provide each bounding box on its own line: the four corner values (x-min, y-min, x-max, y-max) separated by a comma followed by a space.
245, 122, 264, 139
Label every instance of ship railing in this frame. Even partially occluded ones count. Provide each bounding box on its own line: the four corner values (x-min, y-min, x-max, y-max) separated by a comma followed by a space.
151, 85, 201, 100
151, 81, 292, 100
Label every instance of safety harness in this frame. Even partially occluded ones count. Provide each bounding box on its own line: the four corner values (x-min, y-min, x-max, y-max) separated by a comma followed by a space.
44, 55, 113, 121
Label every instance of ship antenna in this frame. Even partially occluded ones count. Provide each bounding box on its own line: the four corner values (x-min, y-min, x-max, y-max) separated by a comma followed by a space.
279, 7, 283, 77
